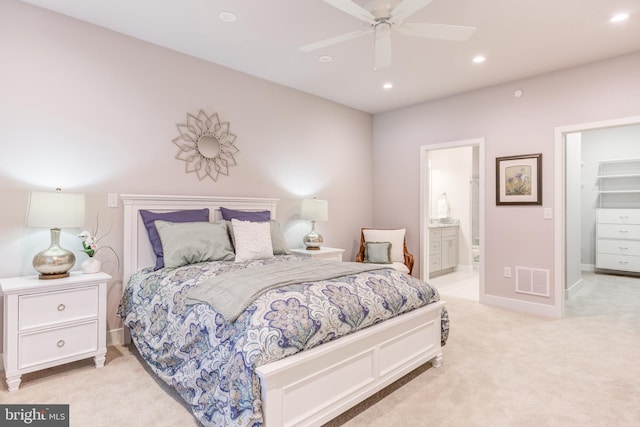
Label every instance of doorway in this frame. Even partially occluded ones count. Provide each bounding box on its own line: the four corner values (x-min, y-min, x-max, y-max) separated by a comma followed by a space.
420, 138, 485, 301
554, 115, 640, 316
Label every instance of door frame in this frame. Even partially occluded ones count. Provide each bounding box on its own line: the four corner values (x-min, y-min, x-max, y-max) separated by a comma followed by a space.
419, 138, 485, 300
554, 115, 640, 317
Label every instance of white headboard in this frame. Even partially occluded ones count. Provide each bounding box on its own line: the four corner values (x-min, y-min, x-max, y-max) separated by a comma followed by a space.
120, 194, 279, 284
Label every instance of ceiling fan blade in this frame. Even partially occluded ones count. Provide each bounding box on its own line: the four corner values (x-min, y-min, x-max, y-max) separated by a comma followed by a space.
396, 23, 476, 41
299, 28, 371, 52
323, 0, 377, 25
374, 24, 391, 71
389, 0, 434, 24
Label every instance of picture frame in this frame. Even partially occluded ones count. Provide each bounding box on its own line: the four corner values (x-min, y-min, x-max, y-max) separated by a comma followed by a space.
496, 153, 542, 205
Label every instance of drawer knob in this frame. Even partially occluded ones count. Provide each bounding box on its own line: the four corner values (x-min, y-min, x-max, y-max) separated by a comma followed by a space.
57, 340, 65, 348
619, 247, 629, 250
57, 304, 66, 311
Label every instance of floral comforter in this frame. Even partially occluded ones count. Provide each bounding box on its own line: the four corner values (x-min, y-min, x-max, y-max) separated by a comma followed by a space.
118, 255, 449, 427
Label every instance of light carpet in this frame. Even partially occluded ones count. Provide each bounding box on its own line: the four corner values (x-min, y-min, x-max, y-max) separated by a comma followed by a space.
2, 272, 639, 426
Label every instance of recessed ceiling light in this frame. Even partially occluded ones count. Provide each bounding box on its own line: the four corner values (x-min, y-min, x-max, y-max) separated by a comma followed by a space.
383, 82, 393, 89
472, 55, 486, 64
514, 89, 524, 98
318, 55, 333, 63
610, 13, 630, 23
219, 11, 237, 22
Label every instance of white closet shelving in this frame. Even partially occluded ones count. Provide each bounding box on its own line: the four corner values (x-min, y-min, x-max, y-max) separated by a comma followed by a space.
596, 158, 640, 273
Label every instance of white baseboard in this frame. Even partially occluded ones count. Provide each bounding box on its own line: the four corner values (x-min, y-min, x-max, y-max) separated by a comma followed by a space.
565, 278, 584, 299
107, 328, 125, 346
481, 294, 561, 318
582, 263, 595, 272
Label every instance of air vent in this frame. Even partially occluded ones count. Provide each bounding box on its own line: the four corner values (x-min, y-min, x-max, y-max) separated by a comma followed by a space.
515, 267, 550, 297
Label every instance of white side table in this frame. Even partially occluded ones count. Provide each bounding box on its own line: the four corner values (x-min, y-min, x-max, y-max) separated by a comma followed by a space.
290, 247, 345, 262
1, 271, 110, 391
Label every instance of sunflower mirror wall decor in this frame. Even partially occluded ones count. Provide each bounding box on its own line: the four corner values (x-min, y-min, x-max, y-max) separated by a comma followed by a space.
172, 109, 239, 181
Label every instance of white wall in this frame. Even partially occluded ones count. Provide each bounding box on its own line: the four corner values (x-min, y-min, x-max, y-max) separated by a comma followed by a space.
373, 51, 640, 308
580, 124, 640, 266
0, 1, 373, 351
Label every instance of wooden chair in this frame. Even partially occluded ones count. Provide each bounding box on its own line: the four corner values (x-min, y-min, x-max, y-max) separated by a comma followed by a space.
356, 228, 414, 275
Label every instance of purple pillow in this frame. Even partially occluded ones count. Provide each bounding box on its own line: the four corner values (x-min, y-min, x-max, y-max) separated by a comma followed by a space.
140, 208, 210, 270
219, 207, 271, 222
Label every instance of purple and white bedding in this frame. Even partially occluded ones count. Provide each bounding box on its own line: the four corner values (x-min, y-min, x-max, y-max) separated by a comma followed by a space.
118, 255, 449, 426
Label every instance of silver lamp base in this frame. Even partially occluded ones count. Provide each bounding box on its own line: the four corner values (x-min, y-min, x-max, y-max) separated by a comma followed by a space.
303, 221, 323, 250
33, 228, 76, 280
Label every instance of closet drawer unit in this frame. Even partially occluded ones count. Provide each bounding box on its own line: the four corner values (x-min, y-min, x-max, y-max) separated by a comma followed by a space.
597, 239, 640, 256
597, 209, 640, 225
596, 254, 640, 272
19, 321, 99, 369
19, 286, 99, 330
597, 224, 640, 240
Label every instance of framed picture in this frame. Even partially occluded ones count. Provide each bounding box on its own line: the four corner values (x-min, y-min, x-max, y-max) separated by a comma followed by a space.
496, 153, 542, 205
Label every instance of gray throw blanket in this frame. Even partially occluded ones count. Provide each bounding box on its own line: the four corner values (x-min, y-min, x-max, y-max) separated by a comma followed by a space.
186, 259, 389, 323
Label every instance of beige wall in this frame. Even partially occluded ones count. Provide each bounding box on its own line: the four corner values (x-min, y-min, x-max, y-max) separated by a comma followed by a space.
0, 1, 373, 349
373, 50, 640, 306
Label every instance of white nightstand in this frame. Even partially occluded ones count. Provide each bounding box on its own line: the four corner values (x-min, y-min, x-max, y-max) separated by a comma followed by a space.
1, 271, 110, 391
290, 247, 345, 262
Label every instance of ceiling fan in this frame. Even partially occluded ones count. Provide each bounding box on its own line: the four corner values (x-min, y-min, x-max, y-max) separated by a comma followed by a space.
299, 0, 476, 70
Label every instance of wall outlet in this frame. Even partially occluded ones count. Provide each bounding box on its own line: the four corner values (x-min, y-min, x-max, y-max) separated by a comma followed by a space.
107, 193, 118, 208
503, 267, 512, 278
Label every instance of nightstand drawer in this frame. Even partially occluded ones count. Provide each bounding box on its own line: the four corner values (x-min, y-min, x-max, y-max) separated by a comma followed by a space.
19, 286, 99, 330
19, 321, 99, 369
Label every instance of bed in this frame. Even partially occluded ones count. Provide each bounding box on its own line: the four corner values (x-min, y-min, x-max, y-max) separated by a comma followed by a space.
118, 194, 447, 427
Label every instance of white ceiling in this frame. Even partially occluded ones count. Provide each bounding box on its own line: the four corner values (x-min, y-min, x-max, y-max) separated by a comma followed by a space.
21, 0, 640, 114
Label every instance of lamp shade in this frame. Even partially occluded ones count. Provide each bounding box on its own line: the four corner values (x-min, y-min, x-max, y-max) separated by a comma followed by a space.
301, 198, 328, 222
27, 191, 86, 228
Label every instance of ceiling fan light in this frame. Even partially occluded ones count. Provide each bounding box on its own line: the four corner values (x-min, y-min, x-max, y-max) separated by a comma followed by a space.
610, 13, 630, 23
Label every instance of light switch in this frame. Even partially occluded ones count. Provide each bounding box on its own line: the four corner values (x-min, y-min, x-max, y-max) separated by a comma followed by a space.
544, 208, 552, 220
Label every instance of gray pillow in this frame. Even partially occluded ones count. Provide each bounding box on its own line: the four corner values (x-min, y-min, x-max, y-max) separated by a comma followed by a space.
155, 220, 234, 268
227, 220, 290, 255
364, 241, 392, 264
140, 208, 210, 270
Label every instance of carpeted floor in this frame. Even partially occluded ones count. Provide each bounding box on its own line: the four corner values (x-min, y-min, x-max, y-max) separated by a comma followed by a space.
2, 272, 639, 426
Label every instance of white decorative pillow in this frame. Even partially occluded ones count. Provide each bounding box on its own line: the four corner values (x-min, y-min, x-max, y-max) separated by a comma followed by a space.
231, 219, 274, 262
362, 229, 406, 263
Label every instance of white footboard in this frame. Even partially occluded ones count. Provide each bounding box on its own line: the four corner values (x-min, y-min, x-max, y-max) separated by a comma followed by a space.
256, 300, 445, 427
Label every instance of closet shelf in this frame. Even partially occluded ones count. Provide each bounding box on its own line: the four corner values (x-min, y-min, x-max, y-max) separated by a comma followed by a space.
597, 174, 640, 179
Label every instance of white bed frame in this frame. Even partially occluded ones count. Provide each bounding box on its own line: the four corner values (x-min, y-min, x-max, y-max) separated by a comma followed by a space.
121, 194, 445, 427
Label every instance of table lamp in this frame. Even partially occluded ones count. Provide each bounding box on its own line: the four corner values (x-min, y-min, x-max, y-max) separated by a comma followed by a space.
301, 198, 328, 250
27, 189, 85, 279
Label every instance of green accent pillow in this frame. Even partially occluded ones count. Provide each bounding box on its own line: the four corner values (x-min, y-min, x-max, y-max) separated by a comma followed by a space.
155, 220, 235, 268
364, 241, 392, 264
